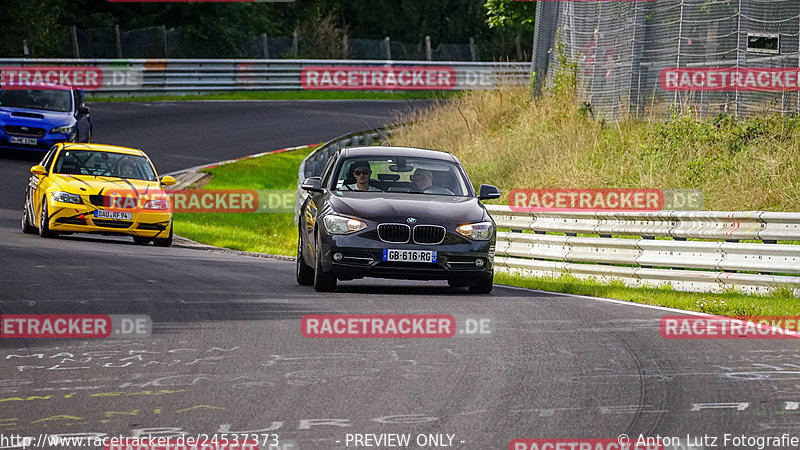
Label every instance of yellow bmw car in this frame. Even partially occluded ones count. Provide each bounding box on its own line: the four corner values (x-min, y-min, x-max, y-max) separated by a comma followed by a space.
22, 142, 177, 246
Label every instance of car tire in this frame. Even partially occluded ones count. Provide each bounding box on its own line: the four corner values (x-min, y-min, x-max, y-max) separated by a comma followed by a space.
313, 234, 337, 292
21, 201, 36, 234
296, 235, 314, 286
133, 236, 152, 245
468, 275, 493, 294
38, 199, 57, 238
153, 221, 173, 247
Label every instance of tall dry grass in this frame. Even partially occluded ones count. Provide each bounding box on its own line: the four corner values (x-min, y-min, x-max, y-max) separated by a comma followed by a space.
390, 86, 800, 211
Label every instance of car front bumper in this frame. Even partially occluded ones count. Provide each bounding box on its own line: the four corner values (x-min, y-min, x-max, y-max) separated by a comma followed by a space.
46, 199, 172, 239
318, 231, 495, 282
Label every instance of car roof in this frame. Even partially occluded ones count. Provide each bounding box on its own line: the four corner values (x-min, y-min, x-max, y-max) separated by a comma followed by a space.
2, 84, 73, 91
60, 143, 147, 157
338, 146, 458, 162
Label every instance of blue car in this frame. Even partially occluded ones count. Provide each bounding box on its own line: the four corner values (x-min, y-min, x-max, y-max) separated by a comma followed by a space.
0, 85, 92, 152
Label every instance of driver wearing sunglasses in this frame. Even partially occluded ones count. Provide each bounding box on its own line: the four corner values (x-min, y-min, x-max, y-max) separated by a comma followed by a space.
345, 161, 381, 191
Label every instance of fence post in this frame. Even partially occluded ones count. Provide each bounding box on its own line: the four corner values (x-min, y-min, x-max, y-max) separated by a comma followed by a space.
425, 36, 432, 61
262, 33, 269, 59
469, 37, 477, 61
70, 25, 80, 59
114, 25, 123, 58
734, 0, 744, 117
384, 36, 391, 60
342, 34, 348, 58
515, 33, 523, 60
292, 29, 299, 57
161, 25, 168, 58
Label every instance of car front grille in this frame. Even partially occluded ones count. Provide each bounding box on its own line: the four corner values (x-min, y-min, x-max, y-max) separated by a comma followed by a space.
377, 224, 410, 243
413, 225, 446, 244
92, 219, 133, 229
5, 125, 46, 138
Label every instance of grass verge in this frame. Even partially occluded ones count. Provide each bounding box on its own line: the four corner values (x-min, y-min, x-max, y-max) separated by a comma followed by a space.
496, 272, 800, 316
172, 146, 314, 256
89, 90, 460, 103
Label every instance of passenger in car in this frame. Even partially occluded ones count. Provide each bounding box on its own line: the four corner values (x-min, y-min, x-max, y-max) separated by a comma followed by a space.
345, 160, 381, 191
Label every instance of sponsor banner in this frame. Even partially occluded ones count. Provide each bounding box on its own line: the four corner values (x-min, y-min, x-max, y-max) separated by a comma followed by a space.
0, 65, 144, 90
509, 188, 663, 212
103, 189, 295, 213
510, 439, 663, 450
1, 66, 103, 90
660, 315, 800, 340
301, 66, 456, 90
1, 314, 151, 339
301, 314, 456, 338
660, 67, 800, 92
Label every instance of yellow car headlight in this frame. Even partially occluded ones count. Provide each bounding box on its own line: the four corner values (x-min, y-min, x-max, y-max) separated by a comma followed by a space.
52, 191, 83, 204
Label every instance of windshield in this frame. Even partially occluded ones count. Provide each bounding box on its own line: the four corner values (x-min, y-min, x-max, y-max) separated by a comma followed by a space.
334, 156, 471, 196
0, 89, 73, 112
54, 150, 157, 181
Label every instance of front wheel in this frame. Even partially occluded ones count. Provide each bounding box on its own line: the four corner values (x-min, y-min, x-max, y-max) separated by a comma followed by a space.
21, 201, 36, 234
313, 237, 337, 292
39, 200, 57, 238
153, 221, 173, 247
468, 275, 493, 294
296, 236, 314, 286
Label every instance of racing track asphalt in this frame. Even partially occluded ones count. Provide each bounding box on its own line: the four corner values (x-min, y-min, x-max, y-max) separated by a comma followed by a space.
1, 100, 800, 450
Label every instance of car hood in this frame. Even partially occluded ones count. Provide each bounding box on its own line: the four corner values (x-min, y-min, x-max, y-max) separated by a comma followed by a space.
0, 107, 74, 126
328, 192, 489, 225
51, 174, 162, 196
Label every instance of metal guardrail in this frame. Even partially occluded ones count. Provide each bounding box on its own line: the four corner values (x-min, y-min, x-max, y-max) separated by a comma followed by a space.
488, 205, 800, 295
0, 58, 530, 97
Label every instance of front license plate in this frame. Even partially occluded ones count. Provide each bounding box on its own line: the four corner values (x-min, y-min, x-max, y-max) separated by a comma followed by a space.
10, 136, 37, 145
383, 249, 437, 263
94, 210, 132, 220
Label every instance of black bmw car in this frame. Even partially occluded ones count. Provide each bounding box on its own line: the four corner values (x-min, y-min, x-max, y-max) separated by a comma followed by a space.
296, 146, 500, 293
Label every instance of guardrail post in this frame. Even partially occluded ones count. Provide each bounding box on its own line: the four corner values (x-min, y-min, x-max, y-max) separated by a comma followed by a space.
469, 37, 477, 61
262, 33, 269, 59
161, 25, 168, 58
384, 37, 392, 60
114, 25, 123, 58
71, 26, 80, 59
426, 36, 432, 61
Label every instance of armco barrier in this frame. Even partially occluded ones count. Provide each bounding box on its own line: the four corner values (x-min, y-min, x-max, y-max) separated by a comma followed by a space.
0, 59, 529, 97
488, 205, 800, 295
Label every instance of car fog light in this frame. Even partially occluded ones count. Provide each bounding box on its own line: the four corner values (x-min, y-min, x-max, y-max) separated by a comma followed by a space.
475, 258, 485, 267
333, 252, 343, 261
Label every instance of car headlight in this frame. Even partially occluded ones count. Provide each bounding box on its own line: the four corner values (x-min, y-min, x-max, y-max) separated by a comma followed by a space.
52, 191, 83, 204
142, 198, 170, 210
50, 125, 74, 134
323, 214, 366, 235
456, 221, 494, 240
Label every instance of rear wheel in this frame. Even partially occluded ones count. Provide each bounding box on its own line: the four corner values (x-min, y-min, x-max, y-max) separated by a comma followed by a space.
153, 221, 173, 247
21, 201, 36, 234
296, 235, 314, 286
38, 200, 57, 238
468, 275, 493, 294
313, 234, 337, 292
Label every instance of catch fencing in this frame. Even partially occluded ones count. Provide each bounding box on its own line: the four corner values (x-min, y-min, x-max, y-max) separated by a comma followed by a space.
0, 58, 530, 97
532, 0, 800, 120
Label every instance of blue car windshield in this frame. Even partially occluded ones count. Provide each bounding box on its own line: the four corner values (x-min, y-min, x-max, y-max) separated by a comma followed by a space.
0, 89, 72, 113
54, 150, 157, 181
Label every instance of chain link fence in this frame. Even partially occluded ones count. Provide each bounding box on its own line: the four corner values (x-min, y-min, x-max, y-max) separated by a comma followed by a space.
59, 25, 502, 62
532, 0, 800, 120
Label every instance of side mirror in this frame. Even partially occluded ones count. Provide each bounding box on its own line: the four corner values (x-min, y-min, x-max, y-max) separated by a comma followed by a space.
301, 177, 323, 193
30, 165, 47, 176
77, 106, 90, 115
160, 175, 177, 186
478, 184, 501, 200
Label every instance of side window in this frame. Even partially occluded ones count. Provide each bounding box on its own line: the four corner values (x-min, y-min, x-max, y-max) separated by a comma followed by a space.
72, 90, 82, 109
320, 154, 338, 187
41, 146, 58, 171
